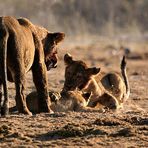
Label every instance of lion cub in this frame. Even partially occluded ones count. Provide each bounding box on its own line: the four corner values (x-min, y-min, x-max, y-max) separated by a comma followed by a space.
62, 53, 130, 109
26, 90, 102, 113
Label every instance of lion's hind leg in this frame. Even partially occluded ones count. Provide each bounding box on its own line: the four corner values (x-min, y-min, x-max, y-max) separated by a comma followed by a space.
14, 73, 32, 115
0, 80, 3, 115
95, 93, 120, 110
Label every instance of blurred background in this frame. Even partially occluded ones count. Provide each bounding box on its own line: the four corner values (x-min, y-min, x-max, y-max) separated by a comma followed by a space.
0, 0, 148, 38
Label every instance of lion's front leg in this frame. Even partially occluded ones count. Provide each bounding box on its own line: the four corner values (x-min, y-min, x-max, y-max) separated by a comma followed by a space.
32, 62, 53, 113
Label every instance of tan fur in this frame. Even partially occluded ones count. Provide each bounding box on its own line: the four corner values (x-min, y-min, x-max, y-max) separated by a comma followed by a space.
26, 91, 60, 113
26, 90, 104, 113
63, 54, 130, 110
0, 16, 65, 116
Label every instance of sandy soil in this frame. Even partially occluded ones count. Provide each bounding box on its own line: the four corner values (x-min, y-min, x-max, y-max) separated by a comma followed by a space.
0, 37, 148, 147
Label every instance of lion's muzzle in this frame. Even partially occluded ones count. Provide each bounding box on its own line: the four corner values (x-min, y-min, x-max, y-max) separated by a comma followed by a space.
46, 53, 58, 71
47, 59, 57, 70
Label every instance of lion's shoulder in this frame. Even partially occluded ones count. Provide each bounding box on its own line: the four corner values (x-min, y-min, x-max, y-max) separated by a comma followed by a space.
17, 17, 33, 27
17, 17, 48, 39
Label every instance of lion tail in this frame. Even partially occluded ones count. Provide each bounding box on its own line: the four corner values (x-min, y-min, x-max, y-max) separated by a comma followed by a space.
120, 55, 130, 102
0, 17, 9, 116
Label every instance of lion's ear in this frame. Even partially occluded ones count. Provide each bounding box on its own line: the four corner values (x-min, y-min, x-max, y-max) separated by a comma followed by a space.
64, 53, 73, 65
50, 32, 65, 44
86, 67, 101, 76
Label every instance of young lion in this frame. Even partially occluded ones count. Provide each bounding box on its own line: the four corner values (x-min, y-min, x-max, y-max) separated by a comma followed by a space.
26, 90, 103, 113
62, 53, 130, 109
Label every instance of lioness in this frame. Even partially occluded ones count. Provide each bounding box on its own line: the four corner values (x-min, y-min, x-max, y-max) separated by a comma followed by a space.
0, 16, 65, 115
62, 53, 130, 109
26, 90, 104, 113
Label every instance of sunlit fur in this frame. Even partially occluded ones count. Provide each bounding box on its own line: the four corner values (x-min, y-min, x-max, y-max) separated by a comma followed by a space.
63, 53, 130, 110
26, 90, 104, 113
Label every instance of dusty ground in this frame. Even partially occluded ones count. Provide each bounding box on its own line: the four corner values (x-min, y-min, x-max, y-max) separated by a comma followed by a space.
0, 36, 148, 147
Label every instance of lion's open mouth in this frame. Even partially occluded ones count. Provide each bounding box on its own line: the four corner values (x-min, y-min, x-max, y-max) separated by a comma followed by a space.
47, 61, 57, 71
